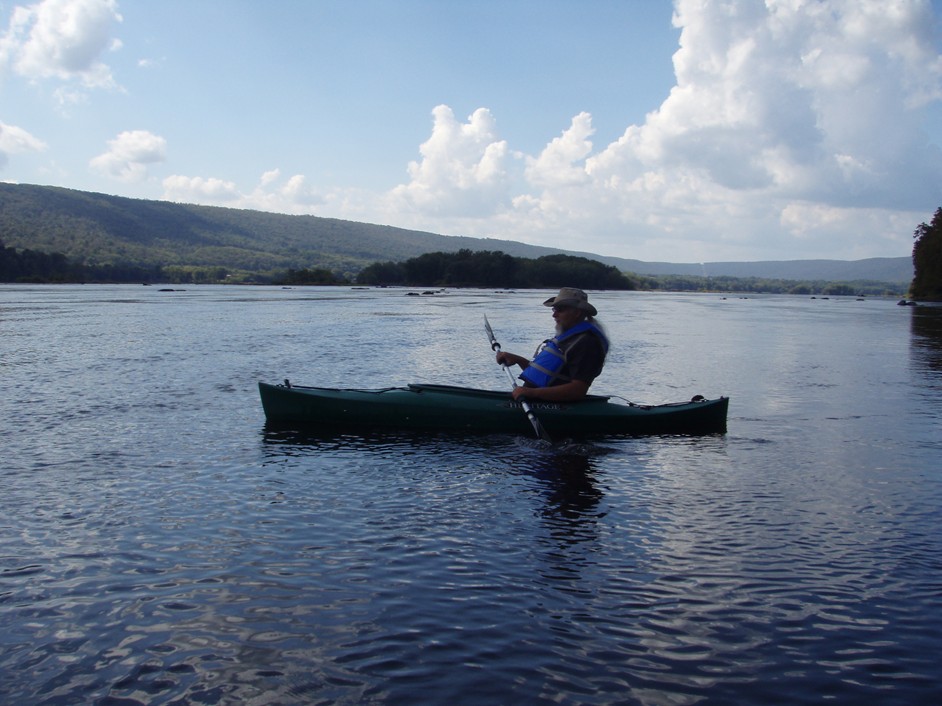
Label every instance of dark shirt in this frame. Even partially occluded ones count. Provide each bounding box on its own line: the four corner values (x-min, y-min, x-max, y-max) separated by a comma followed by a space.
555, 331, 606, 385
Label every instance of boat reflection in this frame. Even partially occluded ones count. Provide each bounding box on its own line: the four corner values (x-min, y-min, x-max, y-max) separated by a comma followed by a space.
522, 447, 605, 522
260, 424, 608, 533
260, 422, 532, 455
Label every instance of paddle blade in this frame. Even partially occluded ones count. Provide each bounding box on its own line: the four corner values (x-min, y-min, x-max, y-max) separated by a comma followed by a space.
483, 315, 499, 351
529, 413, 553, 443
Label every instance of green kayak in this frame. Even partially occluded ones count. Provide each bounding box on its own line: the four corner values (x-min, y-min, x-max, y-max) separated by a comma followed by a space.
258, 381, 729, 437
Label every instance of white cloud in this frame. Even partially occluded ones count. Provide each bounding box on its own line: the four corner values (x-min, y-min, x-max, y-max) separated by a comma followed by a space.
260, 169, 281, 187
90, 129, 166, 182
163, 175, 240, 203
525, 113, 594, 189
378, 0, 942, 261
387, 105, 510, 217
239, 172, 325, 212
0, 120, 47, 168
0, 0, 122, 90
610, 0, 942, 198
279, 174, 321, 206
161, 170, 325, 213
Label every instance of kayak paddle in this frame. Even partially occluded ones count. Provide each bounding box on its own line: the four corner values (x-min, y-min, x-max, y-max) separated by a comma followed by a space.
484, 315, 552, 443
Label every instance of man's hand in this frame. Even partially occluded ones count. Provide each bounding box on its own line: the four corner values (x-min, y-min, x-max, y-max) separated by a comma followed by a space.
496, 351, 526, 368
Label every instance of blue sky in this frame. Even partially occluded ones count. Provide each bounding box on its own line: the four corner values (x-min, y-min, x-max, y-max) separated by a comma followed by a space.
2, 0, 941, 263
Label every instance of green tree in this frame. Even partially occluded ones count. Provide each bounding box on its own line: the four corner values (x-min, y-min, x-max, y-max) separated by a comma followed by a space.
822, 283, 856, 296
357, 260, 406, 285
911, 207, 942, 301
356, 250, 636, 290
276, 267, 344, 285
0, 237, 82, 282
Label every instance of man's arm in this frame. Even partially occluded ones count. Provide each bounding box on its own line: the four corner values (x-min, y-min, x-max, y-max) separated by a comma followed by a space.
496, 351, 530, 369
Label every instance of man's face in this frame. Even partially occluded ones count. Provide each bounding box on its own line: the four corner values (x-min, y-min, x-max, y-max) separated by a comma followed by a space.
552, 305, 583, 333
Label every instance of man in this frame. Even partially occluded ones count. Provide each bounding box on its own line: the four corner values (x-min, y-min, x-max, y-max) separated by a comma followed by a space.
495, 287, 609, 402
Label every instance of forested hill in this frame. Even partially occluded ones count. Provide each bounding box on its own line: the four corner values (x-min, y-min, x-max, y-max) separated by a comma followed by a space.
0, 183, 578, 277
0, 182, 913, 282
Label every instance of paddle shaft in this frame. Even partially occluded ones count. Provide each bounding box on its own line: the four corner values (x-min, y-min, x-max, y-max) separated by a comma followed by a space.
484, 316, 552, 442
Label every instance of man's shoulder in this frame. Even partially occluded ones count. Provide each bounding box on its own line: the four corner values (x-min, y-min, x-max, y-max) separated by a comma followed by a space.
562, 329, 605, 355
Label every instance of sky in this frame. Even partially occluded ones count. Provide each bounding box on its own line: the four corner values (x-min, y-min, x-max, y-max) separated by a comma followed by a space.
2, 0, 942, 263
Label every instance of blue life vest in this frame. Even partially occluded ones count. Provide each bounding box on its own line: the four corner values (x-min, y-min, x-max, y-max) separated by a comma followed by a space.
519, 321, 609, 388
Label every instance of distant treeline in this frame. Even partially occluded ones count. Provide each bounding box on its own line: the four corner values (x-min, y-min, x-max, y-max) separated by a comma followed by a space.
0, 239, 163, 283
356, 250, 635, 289
0, 239, 910, 295
634, 273, 907, 296
0, 237, 329, 284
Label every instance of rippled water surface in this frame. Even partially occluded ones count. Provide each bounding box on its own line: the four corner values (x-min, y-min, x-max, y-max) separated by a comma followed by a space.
2, 285, 941, 705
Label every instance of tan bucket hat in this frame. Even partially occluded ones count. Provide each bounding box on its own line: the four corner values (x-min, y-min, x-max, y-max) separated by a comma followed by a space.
542, 287, 597, 316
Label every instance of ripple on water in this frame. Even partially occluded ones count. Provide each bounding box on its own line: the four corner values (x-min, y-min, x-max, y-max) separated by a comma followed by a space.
2, 288, 941, 705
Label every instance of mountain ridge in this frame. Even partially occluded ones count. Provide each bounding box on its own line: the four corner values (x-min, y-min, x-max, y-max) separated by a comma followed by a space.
0, 182, 913, 283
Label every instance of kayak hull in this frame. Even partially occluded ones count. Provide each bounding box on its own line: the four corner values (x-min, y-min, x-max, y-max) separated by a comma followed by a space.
258, 382, 729, 437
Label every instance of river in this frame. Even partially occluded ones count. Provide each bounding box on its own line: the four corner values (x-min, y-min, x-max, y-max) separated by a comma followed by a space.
1, 285, 940, 705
